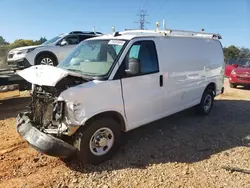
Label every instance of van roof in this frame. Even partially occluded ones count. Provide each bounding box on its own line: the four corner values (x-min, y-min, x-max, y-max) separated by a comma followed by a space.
90, 29, 222, 41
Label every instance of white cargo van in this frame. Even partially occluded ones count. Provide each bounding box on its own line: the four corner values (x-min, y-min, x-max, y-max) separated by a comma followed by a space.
16, 29, 225, 165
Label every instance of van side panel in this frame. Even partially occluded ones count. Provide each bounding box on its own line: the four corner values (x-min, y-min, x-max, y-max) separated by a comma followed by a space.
156, 36, 224, 116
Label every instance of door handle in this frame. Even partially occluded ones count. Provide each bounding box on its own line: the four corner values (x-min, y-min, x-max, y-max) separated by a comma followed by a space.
159, 75, 163, 87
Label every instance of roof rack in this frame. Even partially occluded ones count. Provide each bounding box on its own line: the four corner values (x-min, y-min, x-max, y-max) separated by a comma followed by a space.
164, 29, 222, 39
118, 28, 222, 39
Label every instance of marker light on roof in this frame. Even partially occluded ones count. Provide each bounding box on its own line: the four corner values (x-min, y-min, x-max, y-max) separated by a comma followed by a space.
156, 22, 159, 31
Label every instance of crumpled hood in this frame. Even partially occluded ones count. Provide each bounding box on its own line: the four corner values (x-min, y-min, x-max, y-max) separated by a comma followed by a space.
17, 65, 83, 87
9, 45, 40, 52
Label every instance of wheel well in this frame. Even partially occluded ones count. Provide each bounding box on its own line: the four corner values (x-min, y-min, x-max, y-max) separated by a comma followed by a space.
35, 51, 58, 65
205, 82, 216, 96
85, 111, 126, 132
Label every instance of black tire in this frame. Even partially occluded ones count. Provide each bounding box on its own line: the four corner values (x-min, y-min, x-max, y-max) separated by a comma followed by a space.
74, 118, 122, 165
35, 53, 57, 66
230, 83, 237, 88
195, 88, 214, 115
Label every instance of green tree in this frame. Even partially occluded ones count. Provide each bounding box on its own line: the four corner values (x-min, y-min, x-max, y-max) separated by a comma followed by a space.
0, 36, 48, 68
239, 47, 250, 58
0, 36, 9, 45
223, 45, 241, 63
34, 37, 47, 45
9, 39, 37, 50
38, 37, 47, 44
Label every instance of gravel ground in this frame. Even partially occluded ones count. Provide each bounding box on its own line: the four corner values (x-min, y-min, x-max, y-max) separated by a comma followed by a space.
0, 78, 250, 188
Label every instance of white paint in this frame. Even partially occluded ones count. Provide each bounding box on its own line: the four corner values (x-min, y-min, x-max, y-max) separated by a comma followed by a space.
120, 72, 164, 130
61, 34, 223, 133
59, 80, 126, 127
17, 65, 83, 86
18, 29, 224, 135
155, 37, 224, 118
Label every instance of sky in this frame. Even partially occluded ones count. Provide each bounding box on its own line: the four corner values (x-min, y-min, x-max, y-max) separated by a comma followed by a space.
0, 0, 249, 48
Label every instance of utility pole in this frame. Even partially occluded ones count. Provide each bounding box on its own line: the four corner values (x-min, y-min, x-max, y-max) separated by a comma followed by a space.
135, 9, 149, 30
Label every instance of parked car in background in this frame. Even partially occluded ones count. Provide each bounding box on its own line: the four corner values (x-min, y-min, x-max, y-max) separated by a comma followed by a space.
229, 58, 250, 88
225, 58, 239, 77
7, 31, 102, 68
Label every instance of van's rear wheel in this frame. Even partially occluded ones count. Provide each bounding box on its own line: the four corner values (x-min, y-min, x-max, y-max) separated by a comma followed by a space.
74, 118, 122, 165
195, 89, 214, 115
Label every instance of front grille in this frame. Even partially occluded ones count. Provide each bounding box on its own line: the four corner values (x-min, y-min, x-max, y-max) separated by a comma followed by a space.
238, 77, 250, 81
238, 73, 250, 77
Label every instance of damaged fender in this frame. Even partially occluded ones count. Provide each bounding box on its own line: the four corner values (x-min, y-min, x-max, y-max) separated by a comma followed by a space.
17, 64, 126, 134
58, 80, 127, 129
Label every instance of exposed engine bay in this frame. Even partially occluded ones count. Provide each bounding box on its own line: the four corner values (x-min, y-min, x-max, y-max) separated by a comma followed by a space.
28, 75, 85, 136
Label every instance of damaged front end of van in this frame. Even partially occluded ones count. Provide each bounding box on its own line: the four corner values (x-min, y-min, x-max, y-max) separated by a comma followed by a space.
16, 65, 88, 158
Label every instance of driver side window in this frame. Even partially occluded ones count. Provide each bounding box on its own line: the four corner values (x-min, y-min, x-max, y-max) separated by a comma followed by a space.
120, 40, 159, 78
129, 45, 140, 59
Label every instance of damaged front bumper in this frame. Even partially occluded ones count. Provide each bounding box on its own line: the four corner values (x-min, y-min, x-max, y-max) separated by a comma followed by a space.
16, 112, 77, 158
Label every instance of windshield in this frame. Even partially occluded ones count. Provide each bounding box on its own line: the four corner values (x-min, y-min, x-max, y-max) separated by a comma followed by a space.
228, 58, 250, 68
42, 35, 64, 45
58, 39, 126, 76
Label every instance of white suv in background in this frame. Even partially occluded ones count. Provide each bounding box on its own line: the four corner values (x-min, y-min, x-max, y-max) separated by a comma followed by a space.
7, 31, 102, 68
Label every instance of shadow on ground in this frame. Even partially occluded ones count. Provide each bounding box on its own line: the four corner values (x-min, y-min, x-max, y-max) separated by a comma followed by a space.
235, 85, 250, 90
0, 97, 31, 120
1, 95, 249, 174
65, 99, 250, 173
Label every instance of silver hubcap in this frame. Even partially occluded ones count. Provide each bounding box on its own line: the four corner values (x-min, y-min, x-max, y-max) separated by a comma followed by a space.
89, 127, 114, 156
204, 94, 212, 112
41, 58, 53, 66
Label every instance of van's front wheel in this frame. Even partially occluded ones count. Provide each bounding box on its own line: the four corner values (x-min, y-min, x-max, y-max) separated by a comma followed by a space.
195, 89, 214, 115
74, 118, 122, 165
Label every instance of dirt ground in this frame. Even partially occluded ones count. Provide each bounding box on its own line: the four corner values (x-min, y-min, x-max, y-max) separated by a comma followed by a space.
0, 79, 250, 188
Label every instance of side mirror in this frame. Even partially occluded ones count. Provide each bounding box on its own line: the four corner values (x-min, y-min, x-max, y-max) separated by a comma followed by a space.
60, 40, 68, 46
125, 58, 140, 76
232, 64, 238, 68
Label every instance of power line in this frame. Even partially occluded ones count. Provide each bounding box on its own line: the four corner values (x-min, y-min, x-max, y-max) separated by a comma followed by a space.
161, 0, 171, 8
142, 0, 150, 9
135, 9, 150, 30
150, 0, 171, 15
